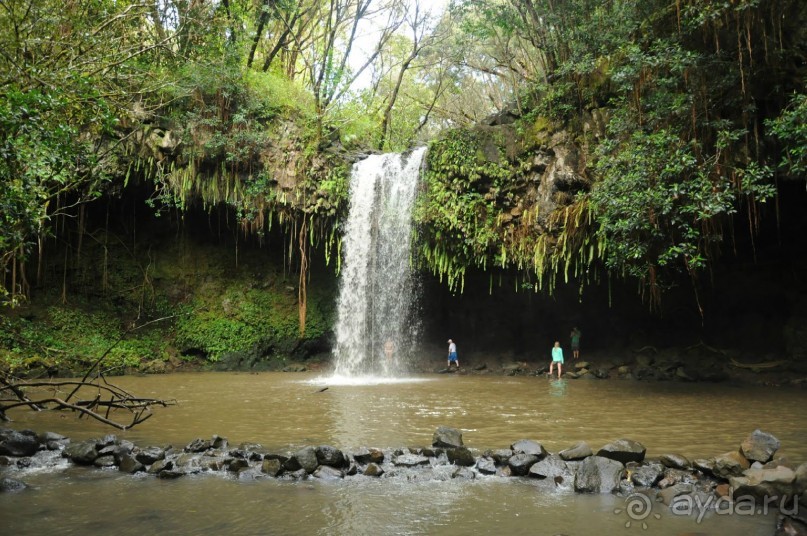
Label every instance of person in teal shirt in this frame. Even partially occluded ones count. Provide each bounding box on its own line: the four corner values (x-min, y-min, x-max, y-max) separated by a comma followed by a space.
570, 327, 581, 360
549, 341, 564, 379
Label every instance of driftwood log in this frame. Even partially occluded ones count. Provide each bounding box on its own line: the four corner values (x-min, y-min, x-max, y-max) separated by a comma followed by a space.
0, 317, 177, 430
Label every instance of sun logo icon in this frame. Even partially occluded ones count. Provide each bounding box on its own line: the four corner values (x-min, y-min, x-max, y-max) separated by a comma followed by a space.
613, 493, 662, 530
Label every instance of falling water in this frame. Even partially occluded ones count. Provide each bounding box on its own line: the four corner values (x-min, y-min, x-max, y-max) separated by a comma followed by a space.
332, 148, 427, 378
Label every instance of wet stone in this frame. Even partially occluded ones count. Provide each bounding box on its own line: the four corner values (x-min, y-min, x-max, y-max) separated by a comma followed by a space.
630, 463, 663, 488
65, 440, 99, 465
364, 463, 384, 477
485, 449, 513, 463
741, 429, 781, 464
118, 453, 145, 474
559, 441, 592, 461
432, 426, 463, 448
352, 447, 384, 465
294, 446, 319, 474
507, 453, 539, 476
574, 456, 624, 493
261, 458, 282, 477
0, 477, 27, 493
476, 457, 497, 475
93, 455, 116, 468
393, 454, 430, 467
228, 458, 249, 472
511, 440, 548, 459
185, 438, 211, 453
0, 429, 40, 457
597, 439, 646, 464
148, 459, 173, 474
316, 445, 347, 468
313, 465, 344, 480
528, 455, 570, 480
713, 451, 750, 479
135, 446, 166, 465
452, 466, 476, 479
447, 447, 475, 467
659, 453, 691, 470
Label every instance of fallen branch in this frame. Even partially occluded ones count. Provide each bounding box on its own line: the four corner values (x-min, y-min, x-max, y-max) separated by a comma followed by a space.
730, 358, 788, 370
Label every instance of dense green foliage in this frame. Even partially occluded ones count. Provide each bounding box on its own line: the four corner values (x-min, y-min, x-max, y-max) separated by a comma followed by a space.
1, 0, 806, 372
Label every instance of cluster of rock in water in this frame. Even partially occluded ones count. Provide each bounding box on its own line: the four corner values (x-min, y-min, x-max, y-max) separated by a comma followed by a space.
1, 426, 805, 533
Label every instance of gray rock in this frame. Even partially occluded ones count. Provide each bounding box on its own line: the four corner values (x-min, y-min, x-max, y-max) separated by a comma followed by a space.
432, 426, 463, 448
741, 429, 781, 464
393, 453, 430, 467
0, 477, 27, 493
261, 458, 282, 477
511, 439, 548, 459
211, 435, 228, 449
597, 439, 646, 464
559, 441, 592, 461
447, 447, 475, 467
659, 483, 694, 506
693, 458, 715, 475
796, 463, 807, 495
352, 447, 384, 465
148, 459, 173, 474
730, 465, 797, 501
0, 429, 40, 457
630, 463, 663, 487
293, 446, 319, 474
713, 451, 750, 479
657, 468, 697, 488
452, 466, 476, 479
228, 458, 249, 472
65, 440, 99, 465
775, 514, 807, 536
476, 456, 497, 475
485, 449, 513, 463
118, 453, 145, 474
507, 453, 539, 476
574, 456, 625, 493
93, 455, 116, 468
316, 445, 347, 468
313, 465, 343, 480
363, 463, 384, 477
659, 453, 690, 470
528, 455, 570, 480
135, 446, 166, 465
185, 438, 211, 452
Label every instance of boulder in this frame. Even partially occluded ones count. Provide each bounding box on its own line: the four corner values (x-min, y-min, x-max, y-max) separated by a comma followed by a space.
729, 465, 797, 501
507, 453, 539, 476
432, 426, 463, 448
452, 466, 476, 479
352, 448, 384, 465
393, 453, 430, 467
630, 463, 663, 488
511, 440, 548, 459
740, 429, 781, 464
316, 446, 347, 468
796, 463, 807, 495
597, 439, 646, 464
659, 483, 694, 506
64, 440, 99, 465
118, 453, 145, 474
313, 465, 343, 480
0, 429, 40, 457
447, 447, 475, 467
184, 438, 211, 453
135, 446, 166, 465
485, 449, 513, 463
475, 456, 497, 475
657, 468, 696, 489
775, 514, 807, 536
148, 459, 173, 474
293, 446, 319, 474
693, 458, 715, 476
659, 453, 690, 470
364, 463, 384, 477
93, 455, 116, 468
228, 458, 249, 472
713, 451, 750, 479
0, 477, 27, 493
574, 456, 625, 493
559, 441, 592, 461
527, 455, 570, 480
261, 458, 283, 477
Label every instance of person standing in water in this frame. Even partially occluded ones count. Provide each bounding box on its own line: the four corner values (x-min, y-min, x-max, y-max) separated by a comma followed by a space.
447, 339, 459, 368
570, 327, 581, 360
549, 341, 564, 379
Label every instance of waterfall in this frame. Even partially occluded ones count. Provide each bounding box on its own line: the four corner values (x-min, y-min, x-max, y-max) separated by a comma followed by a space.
332, 147, 426, 377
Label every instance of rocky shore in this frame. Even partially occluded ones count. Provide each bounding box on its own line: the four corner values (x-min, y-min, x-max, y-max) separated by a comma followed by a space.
1, 426, 806, 534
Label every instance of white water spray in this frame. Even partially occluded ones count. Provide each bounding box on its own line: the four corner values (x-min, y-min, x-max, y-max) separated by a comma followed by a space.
332, 148, 426, 378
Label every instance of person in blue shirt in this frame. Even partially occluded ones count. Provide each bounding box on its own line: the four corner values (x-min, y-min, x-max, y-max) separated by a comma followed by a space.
549, 341, 564, 379
447, 339, 459, 368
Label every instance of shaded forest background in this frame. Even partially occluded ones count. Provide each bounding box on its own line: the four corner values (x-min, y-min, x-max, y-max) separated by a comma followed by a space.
1, 0, 806, 376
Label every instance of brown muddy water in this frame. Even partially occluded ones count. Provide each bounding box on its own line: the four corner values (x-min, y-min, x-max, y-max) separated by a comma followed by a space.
2, 372, 806, 535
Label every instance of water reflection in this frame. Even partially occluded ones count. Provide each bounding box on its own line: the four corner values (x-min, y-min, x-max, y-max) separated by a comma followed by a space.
549, 379, 567, 397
